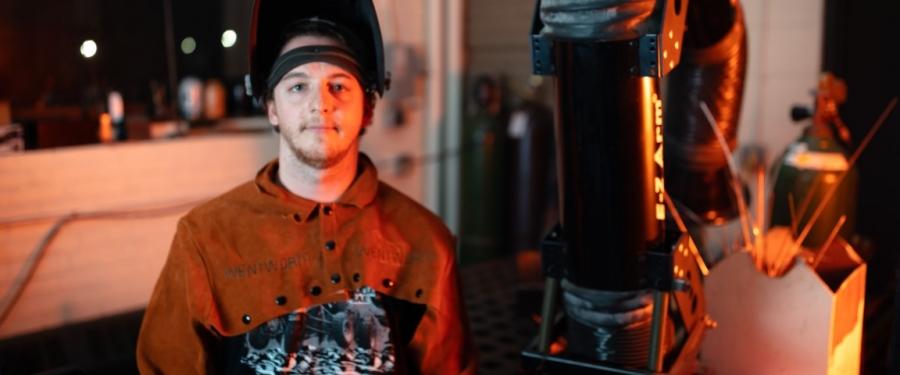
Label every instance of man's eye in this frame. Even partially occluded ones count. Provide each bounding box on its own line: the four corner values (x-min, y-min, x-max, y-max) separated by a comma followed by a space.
288, 84, 306, 93
330, 83, 348, 93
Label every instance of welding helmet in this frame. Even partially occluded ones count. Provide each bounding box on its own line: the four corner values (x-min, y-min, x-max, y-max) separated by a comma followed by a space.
247, 0, 388, 100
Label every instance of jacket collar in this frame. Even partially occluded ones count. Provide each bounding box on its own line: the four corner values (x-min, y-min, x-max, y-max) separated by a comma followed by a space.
254, 153, 379, 210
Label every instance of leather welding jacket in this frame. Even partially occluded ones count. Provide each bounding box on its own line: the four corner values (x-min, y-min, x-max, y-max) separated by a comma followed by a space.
136, 155, 476, 374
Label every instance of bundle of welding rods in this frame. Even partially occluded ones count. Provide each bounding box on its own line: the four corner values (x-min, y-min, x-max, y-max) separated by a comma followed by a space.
699, 97, 897, 277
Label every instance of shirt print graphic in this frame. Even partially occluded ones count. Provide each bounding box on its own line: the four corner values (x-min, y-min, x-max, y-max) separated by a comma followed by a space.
240, 287, 395, 374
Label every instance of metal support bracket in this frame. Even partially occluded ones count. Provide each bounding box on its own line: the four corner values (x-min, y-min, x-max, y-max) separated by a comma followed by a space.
541, 223, 565, 278
532, 34, 555, 76
530, 0, 555, 75
638, 34, 661, 77
645, 234, 705, 328
637, 0, 689, 77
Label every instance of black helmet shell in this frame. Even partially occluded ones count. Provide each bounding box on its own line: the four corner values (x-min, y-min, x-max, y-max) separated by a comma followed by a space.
248, 0, 387, 98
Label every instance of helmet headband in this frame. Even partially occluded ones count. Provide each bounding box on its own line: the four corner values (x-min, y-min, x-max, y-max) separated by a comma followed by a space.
266, 45, 365, 95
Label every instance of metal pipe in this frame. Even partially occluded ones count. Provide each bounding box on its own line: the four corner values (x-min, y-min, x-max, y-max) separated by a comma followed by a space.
538, 277, 560, 353
647, 291, 670, 372
663, 0, 747, 222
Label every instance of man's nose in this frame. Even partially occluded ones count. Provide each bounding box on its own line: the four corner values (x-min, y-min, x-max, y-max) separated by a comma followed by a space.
310, 83, 334, 114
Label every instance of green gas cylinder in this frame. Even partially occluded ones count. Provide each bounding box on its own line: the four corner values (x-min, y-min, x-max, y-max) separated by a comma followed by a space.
770, 130, 858, 249
770, 73, 857, 250
459, 76, 508, 265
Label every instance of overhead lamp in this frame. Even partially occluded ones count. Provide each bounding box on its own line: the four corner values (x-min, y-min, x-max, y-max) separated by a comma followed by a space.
80, 39, 98, 59
221, 30, 237, 48
181, 37, 197, 55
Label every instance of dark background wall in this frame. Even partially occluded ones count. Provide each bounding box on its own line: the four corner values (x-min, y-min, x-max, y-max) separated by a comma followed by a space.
824, 0, 900, 256
823, 1, 900, 373
0, 0, 245, 111
0, 0, 163, 107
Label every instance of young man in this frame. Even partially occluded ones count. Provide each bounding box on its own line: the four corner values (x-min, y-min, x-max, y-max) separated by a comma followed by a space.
136, 1, 475, 373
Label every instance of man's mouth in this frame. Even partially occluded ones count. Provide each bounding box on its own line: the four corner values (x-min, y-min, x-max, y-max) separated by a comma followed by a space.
303, 126, 338, 133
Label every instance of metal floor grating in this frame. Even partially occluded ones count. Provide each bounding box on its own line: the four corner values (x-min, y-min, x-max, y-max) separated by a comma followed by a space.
461, 258, 535, 374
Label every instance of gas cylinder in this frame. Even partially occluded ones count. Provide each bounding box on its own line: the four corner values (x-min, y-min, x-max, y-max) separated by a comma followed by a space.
769, 73, 857, 249
459, 75, 508, 265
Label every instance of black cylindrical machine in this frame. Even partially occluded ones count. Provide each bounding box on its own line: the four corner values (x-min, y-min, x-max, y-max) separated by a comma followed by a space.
554, 40, 664, 291
522, 0, 746, 373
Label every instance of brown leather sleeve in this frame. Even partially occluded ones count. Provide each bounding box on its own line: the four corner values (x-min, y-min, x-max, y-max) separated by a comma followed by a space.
408, 241, 478, 375
136, 218, 218, 374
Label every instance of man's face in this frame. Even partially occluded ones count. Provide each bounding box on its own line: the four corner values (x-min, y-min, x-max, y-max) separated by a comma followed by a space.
267, 36, 366, 168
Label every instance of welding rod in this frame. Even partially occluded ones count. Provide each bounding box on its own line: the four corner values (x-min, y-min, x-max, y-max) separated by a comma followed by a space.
791, 97, 898, 256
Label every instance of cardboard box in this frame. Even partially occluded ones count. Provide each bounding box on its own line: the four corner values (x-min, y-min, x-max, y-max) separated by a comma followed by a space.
701, 238, 866, 374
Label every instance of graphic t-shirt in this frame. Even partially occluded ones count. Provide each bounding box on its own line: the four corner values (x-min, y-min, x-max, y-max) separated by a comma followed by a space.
225, 287, 417, 375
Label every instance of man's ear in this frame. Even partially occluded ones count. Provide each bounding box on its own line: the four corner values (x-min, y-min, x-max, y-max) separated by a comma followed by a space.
266, 99, 280, 129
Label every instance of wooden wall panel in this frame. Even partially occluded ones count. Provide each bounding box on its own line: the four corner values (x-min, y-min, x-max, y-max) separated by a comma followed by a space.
0, 132, 277, 338
1, 133, 276, 221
